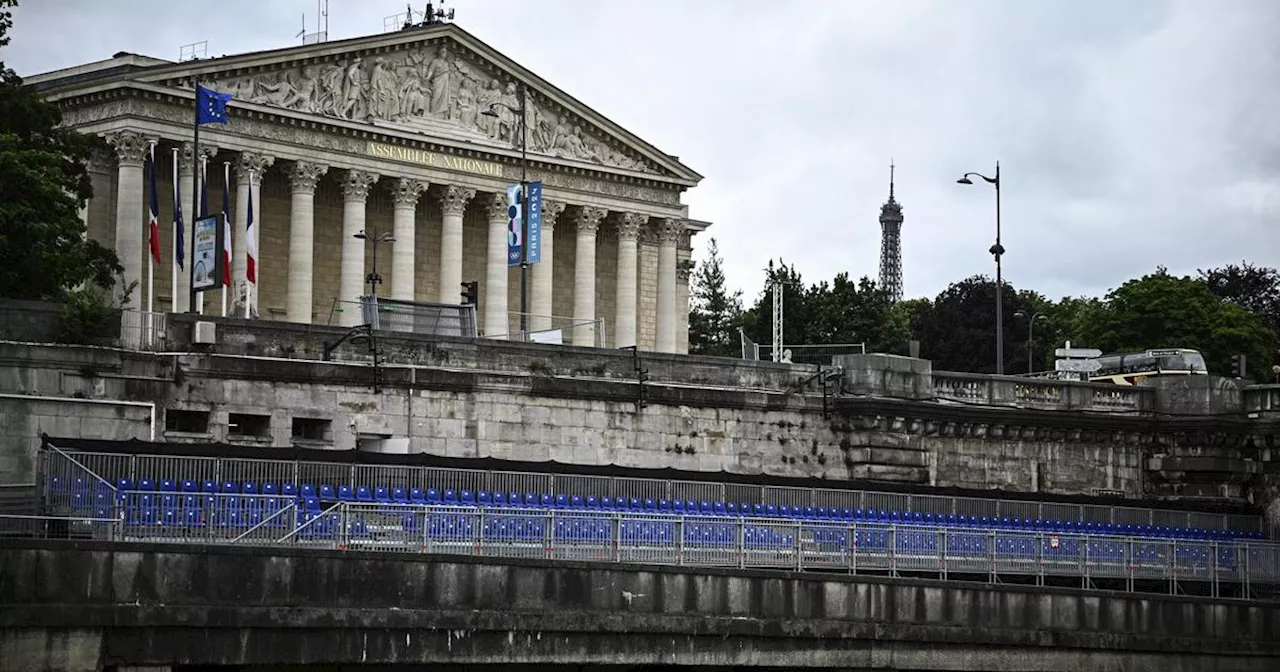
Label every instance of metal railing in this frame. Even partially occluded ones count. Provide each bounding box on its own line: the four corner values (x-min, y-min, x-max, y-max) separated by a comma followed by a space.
6, 502, 1277, 599
41, 445, 1265, 539
327, 297, 478, 338
119, 310, 167, 350
499, 312, 606, 347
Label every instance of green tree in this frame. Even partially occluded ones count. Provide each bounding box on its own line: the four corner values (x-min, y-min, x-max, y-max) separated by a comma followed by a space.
807, 273, 898, 352
1075, 267, 1275, 379
0, 0, 121, 301
687, 238, 744, 357
1199, 261, 1280, 337
883, 296, 930, 355
911, 275, 1032, 374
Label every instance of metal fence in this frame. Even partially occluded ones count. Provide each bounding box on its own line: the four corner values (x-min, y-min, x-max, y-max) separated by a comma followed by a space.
7, 501, 1276, 599
327, 297, 478, 338
499, 312, 606, 347
41, 443, 1264, 537
120, 310, 167, 350
738, 330, 867, 366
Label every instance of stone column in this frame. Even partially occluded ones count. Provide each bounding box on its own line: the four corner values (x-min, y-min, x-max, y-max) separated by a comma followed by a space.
173, 143, 195, 313
286, 161, 328, 324
339, 169, 379, 327
437, 185, 475, 304
530, 199, 565, 333
233, 152, 272, 314
483, 192, 510, 338
655, 218, 683, 353
390, 178, 429, 301
676, 262, 692, 354
613, 212, 646, 349
572, 206, 607, 346
108, 130, 150, 312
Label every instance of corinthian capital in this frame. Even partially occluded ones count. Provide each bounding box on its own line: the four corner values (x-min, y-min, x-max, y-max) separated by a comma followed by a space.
288, 160, 329, 194
390, 178, 429, 207
541, 199, 567, 232
108, 130, 150, 166
483, 191, 508, 221
235, 152, 275, 186
440, 185, 476, 216
341, 169, 380, 202
657, 218, 683, 245
574, 206, 607, 236
613, 212, 646, 241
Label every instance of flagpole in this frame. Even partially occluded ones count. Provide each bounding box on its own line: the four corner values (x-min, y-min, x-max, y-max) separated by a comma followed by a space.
221, 161, 229, 317
146, 142, 155, 323
171, 148, 179, 313
189, 80, 200, 314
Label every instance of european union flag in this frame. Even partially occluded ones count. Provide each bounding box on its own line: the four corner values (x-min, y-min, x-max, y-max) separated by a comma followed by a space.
196, 85, 233, 125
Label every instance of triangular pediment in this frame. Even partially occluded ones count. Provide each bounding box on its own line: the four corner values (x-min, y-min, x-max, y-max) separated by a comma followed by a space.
129, 24, 699, 183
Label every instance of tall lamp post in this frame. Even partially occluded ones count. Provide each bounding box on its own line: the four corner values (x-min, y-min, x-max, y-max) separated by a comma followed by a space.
482, 83, 531, 338
354, 228, 396, 301
1013, 310, 1047, 374
957, 162, 1004, 374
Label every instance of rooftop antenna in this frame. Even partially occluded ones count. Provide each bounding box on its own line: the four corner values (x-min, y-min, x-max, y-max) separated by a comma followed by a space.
179, 40, 208, 62
302, 0, 329, 44
296, 13, 305, 43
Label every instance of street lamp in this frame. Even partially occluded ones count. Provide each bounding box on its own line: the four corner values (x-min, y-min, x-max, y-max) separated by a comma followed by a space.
958, 162, 1004, 374
1013, 310, 1047, 374
353, 228, 395, 300
482, 82, 530, 339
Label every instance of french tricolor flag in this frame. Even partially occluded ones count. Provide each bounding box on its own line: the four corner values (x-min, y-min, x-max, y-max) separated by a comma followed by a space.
221, 167, 233, 289
147, 146, 161, 264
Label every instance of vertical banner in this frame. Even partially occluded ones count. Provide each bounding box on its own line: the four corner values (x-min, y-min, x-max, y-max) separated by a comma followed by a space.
506, 183, 522, 266
526, 181, 543, 265
191, 215, 224, 293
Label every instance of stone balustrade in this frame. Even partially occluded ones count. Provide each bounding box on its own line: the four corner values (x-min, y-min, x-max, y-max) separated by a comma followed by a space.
933, 372, 1153, 413
1246, 385, 1280, 415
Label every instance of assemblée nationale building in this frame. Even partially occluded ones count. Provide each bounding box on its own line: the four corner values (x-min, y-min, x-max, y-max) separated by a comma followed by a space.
28, 18, 707, 353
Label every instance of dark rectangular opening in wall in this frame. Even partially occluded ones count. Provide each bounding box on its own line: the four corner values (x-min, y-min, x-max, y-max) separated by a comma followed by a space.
229, 413, 271, 438
165, 409, 209, 434
292, 417, 332, 442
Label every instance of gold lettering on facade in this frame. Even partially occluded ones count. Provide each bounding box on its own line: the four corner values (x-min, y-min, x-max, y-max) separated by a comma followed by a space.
366, 141, 503, 177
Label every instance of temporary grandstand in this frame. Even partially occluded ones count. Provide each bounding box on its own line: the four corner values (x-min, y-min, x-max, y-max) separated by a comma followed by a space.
19, 436, 1280, 600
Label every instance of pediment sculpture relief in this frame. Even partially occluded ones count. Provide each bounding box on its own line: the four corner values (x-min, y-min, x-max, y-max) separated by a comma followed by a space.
205, 41, 657, 174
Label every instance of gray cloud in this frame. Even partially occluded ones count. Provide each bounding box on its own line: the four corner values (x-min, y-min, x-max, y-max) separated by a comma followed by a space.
7, 0, 1278, 303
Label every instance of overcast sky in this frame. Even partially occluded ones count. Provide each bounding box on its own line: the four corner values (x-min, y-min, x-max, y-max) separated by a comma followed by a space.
6, 0, 1279, 305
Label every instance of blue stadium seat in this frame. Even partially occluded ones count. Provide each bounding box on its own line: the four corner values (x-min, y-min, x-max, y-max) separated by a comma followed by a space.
200, 479, 217, 493
410, 488, 425, 504
477, 491, 491, 505
492, 491, 507, 506
339, 485, 355, 501
426, 488, 440, 503
443, 489, 457, 504
358, 486, 374, 502
600, 496, 614, 509
243, 482, 258, 496
262, 483, 278, 497
571, 495, 583, 508
523, 493, 537, 507
282, 483, 298, 498
393, 487, 408, 504
300, 484, 316, 498
586, 496, 598, 509
319, 484, 335, 500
